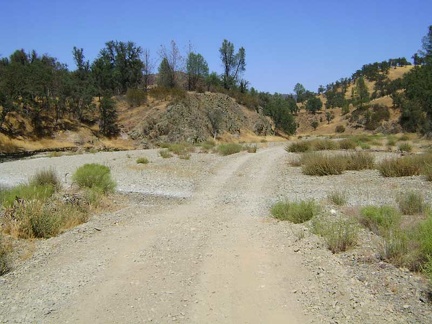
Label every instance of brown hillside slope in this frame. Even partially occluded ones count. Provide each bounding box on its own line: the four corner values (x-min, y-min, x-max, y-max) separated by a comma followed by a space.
127, 92, 274, 146
0, 91, 275, 155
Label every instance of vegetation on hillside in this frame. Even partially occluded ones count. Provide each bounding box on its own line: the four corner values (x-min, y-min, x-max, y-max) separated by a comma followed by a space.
1, 24, 432, 146
0, 38, 299, 146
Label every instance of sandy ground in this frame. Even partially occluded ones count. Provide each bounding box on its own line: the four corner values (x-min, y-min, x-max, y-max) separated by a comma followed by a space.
0, 144, 431, 323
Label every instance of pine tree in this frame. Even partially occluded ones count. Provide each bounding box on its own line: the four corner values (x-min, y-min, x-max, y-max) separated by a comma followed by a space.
99, 96, 119, 136
157, 58, 175, 88
352, 77, 370, 109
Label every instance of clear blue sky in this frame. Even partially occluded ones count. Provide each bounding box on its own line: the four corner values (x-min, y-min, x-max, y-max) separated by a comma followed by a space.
1, 0, 431, 94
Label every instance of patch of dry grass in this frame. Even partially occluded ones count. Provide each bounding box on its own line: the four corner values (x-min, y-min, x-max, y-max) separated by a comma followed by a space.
311, 215, 358, 253
377, 156, 422, 177
301, 152, 346, 176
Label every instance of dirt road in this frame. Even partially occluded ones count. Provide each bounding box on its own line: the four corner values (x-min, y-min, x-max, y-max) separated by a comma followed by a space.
0, 145, 428, 323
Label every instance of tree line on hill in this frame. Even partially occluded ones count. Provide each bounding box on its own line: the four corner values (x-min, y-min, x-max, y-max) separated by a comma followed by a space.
0, 38, 301, 138
295, 25, 432, 135
0, 25, 431, 140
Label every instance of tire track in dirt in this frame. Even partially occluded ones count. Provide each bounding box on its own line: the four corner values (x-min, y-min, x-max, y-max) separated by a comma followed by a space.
42, 146, 310, 323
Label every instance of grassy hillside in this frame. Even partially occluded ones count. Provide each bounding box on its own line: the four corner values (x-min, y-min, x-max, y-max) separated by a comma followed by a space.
0, 90, 277, 155
296, 66, 414, 136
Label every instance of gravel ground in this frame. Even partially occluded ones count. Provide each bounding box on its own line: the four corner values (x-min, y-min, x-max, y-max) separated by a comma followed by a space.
0, 143, 431, 323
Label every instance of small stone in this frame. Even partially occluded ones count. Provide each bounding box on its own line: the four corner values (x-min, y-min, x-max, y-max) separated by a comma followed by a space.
357, 275, 366, 282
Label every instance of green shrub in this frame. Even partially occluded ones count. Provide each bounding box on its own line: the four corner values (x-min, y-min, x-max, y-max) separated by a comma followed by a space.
335, 125, 346, 133
377, 156, 421, 177
0, 184, 55, 208
398, 142, 412, 153
29, 168, 61, 191
159, 150, 173, 158
338, 138, 356, 150
72, 164, 116, 194
312, 216, 358, 253
217, 143, 242, 156
301, 152, 346, 176
328, 190, 348, 206
359, 205, 401, 236
397, 191, 426, 215
126, 88, 147, 107
381, 229, 409, 264
417, 214, 432, 258
344, 152, 375, 170
0, 233, 9, 275
136, 157, 149, 164
271, 200, 319, 224
423, 256, 432, 285
365, 105, 390, 130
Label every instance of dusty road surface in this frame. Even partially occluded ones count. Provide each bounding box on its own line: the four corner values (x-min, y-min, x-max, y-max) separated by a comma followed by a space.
0, 144, 430, 323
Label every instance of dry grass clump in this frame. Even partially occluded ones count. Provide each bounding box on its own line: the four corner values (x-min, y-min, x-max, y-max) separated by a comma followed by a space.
167, 142, 195, 155
358, 205, 410, 266
377, 156, 422, 177
398, 142, 413, 153
387, 136, 397, 147
311, 215, 358, 253
286, 141, 312, 153
1, 165, 116, 241
356, 205, 432, 273
423, 163, 432, 181
3, 199, 88, 239
287, 138, 338, 153
159, 149, 173, 158
377, 152, 432, 178
271, 199, 319, 224
136, 157, 149, 164
313, 139, 338, 151
301, 152, 346, 176
328, 190, 348, 206
200, 139, 216, 152
338, 138, 357, 150
29, 168, 61, 190
243, 144, 257, 153
0, 166, 118, 275
344, 151, 375, 170
397, 191, 427, 215
0, 233, 10, 275
159, 142, 195, 157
